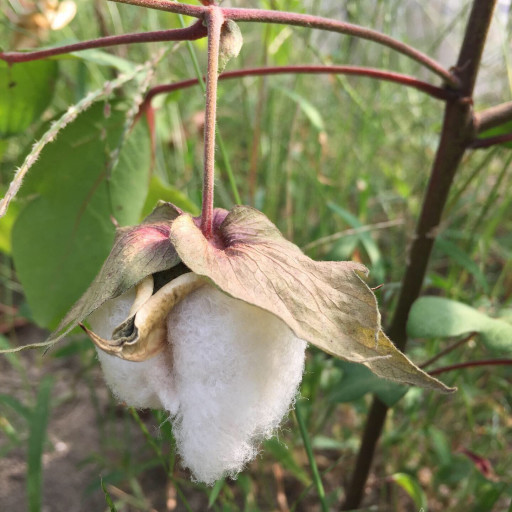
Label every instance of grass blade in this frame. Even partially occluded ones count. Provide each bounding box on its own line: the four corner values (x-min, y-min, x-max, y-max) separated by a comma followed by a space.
27, 376, 53, 512
295, 400, 328, 512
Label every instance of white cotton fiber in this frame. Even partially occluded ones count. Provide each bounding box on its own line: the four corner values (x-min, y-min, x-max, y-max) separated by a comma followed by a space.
88, 280, 307, 485
88, 288, 179, 413
167, 285, 307, 485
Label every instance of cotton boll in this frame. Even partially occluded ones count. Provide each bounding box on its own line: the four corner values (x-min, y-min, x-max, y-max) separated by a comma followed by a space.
88, 288, 179, 413
167, 285, 307, 485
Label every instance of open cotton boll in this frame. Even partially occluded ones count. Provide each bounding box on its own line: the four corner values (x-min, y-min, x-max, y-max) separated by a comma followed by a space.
88, 288, 178, 413
167, 285, 307, 485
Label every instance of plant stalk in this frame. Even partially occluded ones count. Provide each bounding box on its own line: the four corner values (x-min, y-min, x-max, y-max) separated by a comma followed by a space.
342, 0, 498, 509
295, 401, 328, 512
200, 7, 224, 239
0, 21, 207, 63
142, 65, 457, 108
112, 0, 457, 86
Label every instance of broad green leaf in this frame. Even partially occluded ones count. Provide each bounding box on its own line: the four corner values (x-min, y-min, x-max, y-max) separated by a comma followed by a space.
141, 175, 199, 218
0, 188, 20, 254
328, 361, 408, 407
69, 49, 137, 73
12, 102, 151, 329
407, 296, 512, 355
27, 376, 53, 512
170, 206, 453, 392
0, 60, 58, 138
477, 120, 512, 149
391, 473, 427, 510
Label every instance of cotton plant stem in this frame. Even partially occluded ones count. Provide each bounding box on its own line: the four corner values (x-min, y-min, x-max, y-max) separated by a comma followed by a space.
142, 65, 456, 108
470, 132, 512, 149
176, 13, 241, 206
476, 101, 512, 132
200, 7, 224, 239
419, 333, 475, 369
0, 21, 207, 63
0, 62, 152, 220
429, 359, 512, 376
111, 0, 458, 87
295, 401, 329, 512
342, 1, 498, 509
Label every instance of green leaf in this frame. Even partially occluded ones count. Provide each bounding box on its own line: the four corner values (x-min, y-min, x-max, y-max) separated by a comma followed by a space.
328, 202, 385, 282
12, 102, 151, 329
141, 175, 199, 218
0, 60, 58, 138
68, 49, 137, 73
436, 238, 489, 293
101, 479, 118, 512
264, 438, 310, 485
328, 361, 408, 407
208, 478, 225, 508
407, 297, 512, 355
27, 376, 53, 512
170, 206, 453, 393
477, 120, 512, 149
391, 473, 427, 510
275, 86, 325, 132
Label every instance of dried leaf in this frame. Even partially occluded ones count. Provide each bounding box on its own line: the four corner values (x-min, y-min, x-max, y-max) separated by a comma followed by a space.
170, 206, 454, 393
48, 202, 182, 345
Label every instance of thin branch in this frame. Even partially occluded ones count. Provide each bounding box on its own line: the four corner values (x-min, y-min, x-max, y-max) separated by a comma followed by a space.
141, 65, 457, 110
200, 7, 224, 239
429, 359, 512, 376
475, 102, 512, 133
343, 1, 498, 509
0, 20, 207, 63
470, 132, 512, 149
111, 0, 206, 17
420, 333, 476, 369
111, 0, 458, 87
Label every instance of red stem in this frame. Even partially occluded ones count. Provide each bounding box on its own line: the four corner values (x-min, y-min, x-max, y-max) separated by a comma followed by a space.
112, 0, 458, 87
470, 132, 512, 148
429, 359, 512, 376
200, 7, 224, 239
141, 65, 457, 110
0, 20, 207, 64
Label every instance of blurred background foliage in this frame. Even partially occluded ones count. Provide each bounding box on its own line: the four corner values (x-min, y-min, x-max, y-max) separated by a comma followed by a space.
0, 0, 511, 510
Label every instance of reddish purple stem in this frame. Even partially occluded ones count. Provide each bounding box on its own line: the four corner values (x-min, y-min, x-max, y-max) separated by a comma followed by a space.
429, 359, 512, 376
0, 20, 207, 64
141, 65, 457, 112
470, 132, 512, 148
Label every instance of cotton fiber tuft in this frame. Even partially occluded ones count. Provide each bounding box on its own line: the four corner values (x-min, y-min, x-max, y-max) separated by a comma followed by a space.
88, 281, 307, 484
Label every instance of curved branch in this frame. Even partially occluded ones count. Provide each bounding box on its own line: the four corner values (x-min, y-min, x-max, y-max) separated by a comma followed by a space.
470, 132, 512, 149
141, 65, 457, 112
429, 359, 512, 376
0, 20, 207, 64
475, 101, 512, 133
111, 0, 458, 87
